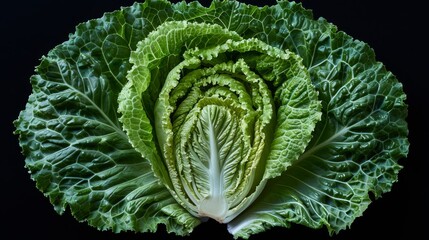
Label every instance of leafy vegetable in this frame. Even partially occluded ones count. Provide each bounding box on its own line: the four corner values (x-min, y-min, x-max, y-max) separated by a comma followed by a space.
14, 0, 408, 239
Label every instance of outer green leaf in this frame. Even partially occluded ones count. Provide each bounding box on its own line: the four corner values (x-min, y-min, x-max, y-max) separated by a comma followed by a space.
14, 1, 200, 235
217, 1, 409, 238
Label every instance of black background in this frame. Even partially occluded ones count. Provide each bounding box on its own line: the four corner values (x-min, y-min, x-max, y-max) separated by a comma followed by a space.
1, 0, 426, 239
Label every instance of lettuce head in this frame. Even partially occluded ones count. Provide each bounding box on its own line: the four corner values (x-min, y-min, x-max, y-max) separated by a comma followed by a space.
14, 0, 409, 239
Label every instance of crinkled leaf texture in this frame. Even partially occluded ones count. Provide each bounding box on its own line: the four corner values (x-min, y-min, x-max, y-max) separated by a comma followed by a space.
15, 0, 408, 239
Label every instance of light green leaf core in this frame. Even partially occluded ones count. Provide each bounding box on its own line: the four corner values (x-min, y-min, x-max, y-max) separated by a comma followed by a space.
119, 21, 321, 223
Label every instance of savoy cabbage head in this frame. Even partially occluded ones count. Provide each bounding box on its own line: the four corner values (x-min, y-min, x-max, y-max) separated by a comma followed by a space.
15, 0, 409, 239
